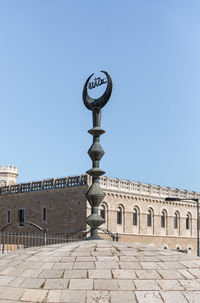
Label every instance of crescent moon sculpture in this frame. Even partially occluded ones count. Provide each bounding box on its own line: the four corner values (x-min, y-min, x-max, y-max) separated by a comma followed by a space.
83, 71, 113, 110
83, 71, 113, 240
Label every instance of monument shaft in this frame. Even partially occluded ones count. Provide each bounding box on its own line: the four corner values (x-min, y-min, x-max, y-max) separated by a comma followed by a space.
83, 71, 113, 240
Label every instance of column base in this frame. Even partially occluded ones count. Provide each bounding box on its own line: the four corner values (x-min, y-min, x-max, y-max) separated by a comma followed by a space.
84, 235, 104, 241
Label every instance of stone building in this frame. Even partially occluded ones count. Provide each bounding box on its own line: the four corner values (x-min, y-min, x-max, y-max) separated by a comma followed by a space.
0, 174, 198, 254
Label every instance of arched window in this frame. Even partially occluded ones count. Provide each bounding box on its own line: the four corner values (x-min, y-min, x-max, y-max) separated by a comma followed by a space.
147, 210, 152, 227
186, 213, 191, 230
100, 204, 106, 220
133, 208, 138, 225
174, 212, 178, 229
161, 211, 166, 228
117, 206, 122, 225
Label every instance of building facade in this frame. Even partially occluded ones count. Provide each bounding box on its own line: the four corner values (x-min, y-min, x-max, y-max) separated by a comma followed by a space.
0, 174, 198, 254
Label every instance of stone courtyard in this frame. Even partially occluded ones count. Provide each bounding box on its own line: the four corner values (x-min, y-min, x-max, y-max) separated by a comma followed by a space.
0, 240, 199, 302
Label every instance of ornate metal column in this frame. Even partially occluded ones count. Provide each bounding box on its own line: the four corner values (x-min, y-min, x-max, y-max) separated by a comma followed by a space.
83, 71, 112, 240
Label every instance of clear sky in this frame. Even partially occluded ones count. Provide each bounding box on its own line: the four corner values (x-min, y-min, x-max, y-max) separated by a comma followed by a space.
0, 0, 200, 191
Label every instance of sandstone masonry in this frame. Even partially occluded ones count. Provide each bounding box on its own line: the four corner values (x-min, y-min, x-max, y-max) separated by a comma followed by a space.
0, 174, 198, 254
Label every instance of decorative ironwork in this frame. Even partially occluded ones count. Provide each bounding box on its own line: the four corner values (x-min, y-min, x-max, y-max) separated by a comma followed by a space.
83, 71, 113, 240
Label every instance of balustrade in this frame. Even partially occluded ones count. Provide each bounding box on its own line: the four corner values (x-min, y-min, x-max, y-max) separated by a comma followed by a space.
0, 175, 87, 196
0, 174, 198, 203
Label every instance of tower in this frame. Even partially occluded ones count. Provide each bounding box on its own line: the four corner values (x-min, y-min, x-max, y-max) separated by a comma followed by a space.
0, 165, 18, 187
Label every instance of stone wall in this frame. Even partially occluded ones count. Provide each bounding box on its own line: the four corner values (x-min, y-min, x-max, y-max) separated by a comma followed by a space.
89, 175, 199, 254
0, 186, 87, 234
0, 174, 198, 254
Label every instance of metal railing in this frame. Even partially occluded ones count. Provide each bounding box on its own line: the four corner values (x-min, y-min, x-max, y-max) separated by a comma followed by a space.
0, 232, 85, 254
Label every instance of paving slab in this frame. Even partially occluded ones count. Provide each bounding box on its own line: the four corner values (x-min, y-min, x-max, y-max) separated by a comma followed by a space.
134, 279, 160, 290
20, 289, 48, 302
135, 291, 163, 303
160, 291, 188, 303
110, 290, 136, 303
0, 240, 198, 302
86, 291, 109, 303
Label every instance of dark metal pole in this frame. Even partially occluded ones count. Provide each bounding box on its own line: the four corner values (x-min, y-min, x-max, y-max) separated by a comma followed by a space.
85, 108, 106, 239
197, 199, 200, 257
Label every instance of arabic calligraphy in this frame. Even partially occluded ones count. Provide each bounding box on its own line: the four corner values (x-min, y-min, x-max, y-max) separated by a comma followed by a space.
88, 77, 107, 90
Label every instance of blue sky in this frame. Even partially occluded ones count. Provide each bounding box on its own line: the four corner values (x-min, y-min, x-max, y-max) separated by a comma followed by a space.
0, 0, 200, 191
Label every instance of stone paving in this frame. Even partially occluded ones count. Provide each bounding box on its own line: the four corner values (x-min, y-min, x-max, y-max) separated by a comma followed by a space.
0, 241, 199, 302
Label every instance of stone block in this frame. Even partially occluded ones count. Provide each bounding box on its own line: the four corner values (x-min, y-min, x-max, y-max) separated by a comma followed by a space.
135, 291, 163, 303
160, 291, 188, 303
86, 291, 110, 303
135, 269, 161, 279
39, 269, 64, 278
20, 289, 48, 302
157, 279, 183, 290
88, 270, 112, 279
60, 290, 86, 302
94, 279, 118, 291
183, 291, 200, 303
20, 278, 45, 289
73, 262, 95, 270
134, 279, 160, 290
96, 262, 119, 270
118, 279, 135, 290
0, 287, 24, 300
110, 291, 136, 303
69, 279, 93, 290
112, 270, 137, 279
44, 279, 69, 289
47, 290, 61, 303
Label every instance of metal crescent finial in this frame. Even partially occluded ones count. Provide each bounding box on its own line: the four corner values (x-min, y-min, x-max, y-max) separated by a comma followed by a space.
82, 71, 113, 110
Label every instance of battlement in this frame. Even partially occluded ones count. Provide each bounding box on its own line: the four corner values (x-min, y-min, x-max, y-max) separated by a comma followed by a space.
0, 165, 18, 174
